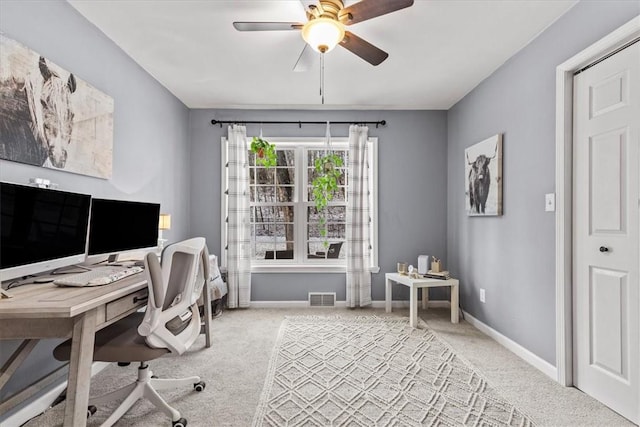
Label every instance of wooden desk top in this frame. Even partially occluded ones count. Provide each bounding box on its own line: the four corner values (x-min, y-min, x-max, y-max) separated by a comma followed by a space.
0, 274, 147, 319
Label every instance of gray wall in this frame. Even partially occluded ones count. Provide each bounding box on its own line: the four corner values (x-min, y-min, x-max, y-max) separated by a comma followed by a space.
0, 0, 191, 411
446, 1, 639, 365
189, 109, 448, 302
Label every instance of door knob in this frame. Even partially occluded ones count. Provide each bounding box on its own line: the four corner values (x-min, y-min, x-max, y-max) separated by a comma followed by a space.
599, 246, 609, 252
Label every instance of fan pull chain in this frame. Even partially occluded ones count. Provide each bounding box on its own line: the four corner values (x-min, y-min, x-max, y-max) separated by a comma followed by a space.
320, 52, 325, 105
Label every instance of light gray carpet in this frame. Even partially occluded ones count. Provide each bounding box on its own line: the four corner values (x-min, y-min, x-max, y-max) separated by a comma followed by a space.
253, 315, 534, 426
24, 307, 633, 427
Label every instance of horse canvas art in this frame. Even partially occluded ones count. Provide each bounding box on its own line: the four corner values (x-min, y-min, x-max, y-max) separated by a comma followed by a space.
465, 134, 503, 216
0, 35, 113, 179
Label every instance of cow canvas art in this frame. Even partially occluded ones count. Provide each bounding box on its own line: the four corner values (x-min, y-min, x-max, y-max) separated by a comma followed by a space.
0, 35, 113, 179
465, 134, 503, 216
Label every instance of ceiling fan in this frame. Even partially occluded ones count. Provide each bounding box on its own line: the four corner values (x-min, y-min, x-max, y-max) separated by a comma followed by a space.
233, 0, 414, 70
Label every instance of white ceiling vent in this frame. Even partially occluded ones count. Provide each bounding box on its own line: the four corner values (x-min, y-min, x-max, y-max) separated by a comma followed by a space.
309, 292, 336, 307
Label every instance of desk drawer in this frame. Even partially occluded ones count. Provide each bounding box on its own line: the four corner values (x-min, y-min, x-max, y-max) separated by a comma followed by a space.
105, 289, 148, 321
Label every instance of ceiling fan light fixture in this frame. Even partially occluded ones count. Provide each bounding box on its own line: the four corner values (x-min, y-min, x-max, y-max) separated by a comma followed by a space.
301, 17, 345, 53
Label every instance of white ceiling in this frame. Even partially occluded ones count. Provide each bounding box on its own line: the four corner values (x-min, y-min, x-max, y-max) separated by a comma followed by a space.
67, 0, 577, 110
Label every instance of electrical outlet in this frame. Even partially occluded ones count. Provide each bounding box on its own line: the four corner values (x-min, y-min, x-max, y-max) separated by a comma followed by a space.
480, 288, 486, 303
545, 193, 555, 212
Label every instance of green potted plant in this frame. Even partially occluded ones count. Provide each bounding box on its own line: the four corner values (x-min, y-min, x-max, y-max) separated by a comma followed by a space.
312, 153, 344, 248
250, 136, 276, 167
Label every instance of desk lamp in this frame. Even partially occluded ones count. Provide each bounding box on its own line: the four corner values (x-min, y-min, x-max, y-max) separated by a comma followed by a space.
158, 213, 171, 253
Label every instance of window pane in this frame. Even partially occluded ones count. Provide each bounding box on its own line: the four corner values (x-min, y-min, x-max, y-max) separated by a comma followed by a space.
308, 224, 322, 239
273, 224, 286, 238
253, 206, 294, 223
275, 168, 295, 185
277, 186, 295, 203
255, 223, 275, 237
254, 186, 276, 203
276, 150, 295, 167
307, 167, 318, 185
307, 206, 346, 224
307, 241, 326, 255
332, 187, 346, 202
307, 150, 320, 167
325, 223, 345, 239
252, 168, 274, 185
307, 241, 345, 259
288, 224, 295, 241
307, 223, 344, 240
308, 206, 320, 222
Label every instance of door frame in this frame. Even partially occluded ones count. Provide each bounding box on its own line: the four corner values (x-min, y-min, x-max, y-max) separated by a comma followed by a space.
555, 15, 640, 387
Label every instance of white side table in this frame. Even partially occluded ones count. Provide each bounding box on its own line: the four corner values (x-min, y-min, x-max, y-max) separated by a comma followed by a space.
385, 272, 460, 327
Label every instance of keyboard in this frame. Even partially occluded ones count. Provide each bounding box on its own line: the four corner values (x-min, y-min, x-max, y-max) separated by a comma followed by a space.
53, 266, 144, 287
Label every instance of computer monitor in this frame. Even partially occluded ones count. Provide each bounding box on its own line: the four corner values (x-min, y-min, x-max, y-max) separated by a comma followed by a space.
0, 182, 92, 282
87, 198, 160, 261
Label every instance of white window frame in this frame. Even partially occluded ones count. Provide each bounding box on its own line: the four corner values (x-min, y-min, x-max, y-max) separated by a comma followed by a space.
221, 136, 379, 273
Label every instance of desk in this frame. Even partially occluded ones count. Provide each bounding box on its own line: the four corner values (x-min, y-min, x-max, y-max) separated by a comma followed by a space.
0, 274, 212, 426
385, 273, 459, 327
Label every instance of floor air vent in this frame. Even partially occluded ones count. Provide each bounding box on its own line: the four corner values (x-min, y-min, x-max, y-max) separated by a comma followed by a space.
309, 292, 336, 307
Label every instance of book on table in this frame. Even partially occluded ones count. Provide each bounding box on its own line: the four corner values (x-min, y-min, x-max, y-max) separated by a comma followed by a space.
424, 270, 451, 280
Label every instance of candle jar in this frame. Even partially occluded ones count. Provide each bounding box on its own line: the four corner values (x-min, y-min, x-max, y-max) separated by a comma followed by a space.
397, 262, 408, 275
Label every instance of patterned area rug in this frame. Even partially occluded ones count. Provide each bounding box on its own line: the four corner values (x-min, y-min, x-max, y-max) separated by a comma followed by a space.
253, 316, 534, 427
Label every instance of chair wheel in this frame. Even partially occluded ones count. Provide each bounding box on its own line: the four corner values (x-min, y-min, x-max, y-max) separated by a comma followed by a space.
173, 417, 187, 427
194, 381, 205, 392
151, 375, 158, 379
87, 405, 97, 418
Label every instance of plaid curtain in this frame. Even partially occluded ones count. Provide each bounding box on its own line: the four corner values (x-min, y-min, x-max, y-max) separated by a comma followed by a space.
346, 125, 372, 307
226, 125, 251, 308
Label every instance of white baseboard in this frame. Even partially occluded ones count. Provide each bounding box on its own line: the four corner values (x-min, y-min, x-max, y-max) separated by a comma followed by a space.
251, 300, 347, 308
462, 310, 557, 380
250, 300, 451, 309
1, 362, 110, 427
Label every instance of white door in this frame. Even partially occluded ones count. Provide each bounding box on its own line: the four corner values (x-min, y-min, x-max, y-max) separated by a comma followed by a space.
573, 41, 639, 423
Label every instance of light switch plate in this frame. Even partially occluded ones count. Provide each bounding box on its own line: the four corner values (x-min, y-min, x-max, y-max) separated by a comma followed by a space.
545, 193, 555, 212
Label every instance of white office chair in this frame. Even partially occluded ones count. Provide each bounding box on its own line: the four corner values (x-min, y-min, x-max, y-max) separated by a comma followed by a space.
54, 237, 208, 427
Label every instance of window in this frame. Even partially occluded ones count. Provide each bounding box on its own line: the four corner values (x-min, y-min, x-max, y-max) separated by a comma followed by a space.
222, 137, 378, 273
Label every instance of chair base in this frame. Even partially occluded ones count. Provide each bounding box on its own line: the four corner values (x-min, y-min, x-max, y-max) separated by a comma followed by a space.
89, 362, 200, 427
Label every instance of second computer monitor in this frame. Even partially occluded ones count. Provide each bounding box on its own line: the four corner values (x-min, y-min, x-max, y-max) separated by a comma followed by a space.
87, 198, 161, 259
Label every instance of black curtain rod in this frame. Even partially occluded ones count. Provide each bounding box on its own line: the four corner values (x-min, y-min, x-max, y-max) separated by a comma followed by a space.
210, 119, 386, 128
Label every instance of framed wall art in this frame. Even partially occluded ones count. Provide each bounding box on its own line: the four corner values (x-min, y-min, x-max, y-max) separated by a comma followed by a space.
465, 134, 503, 216
0, 34, 114, 179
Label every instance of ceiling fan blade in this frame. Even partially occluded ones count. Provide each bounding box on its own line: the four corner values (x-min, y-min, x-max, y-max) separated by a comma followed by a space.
233, 22, 303, 31
339, 0, 414, 25
339, 31, 388, 66
293, 44, 318, 72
